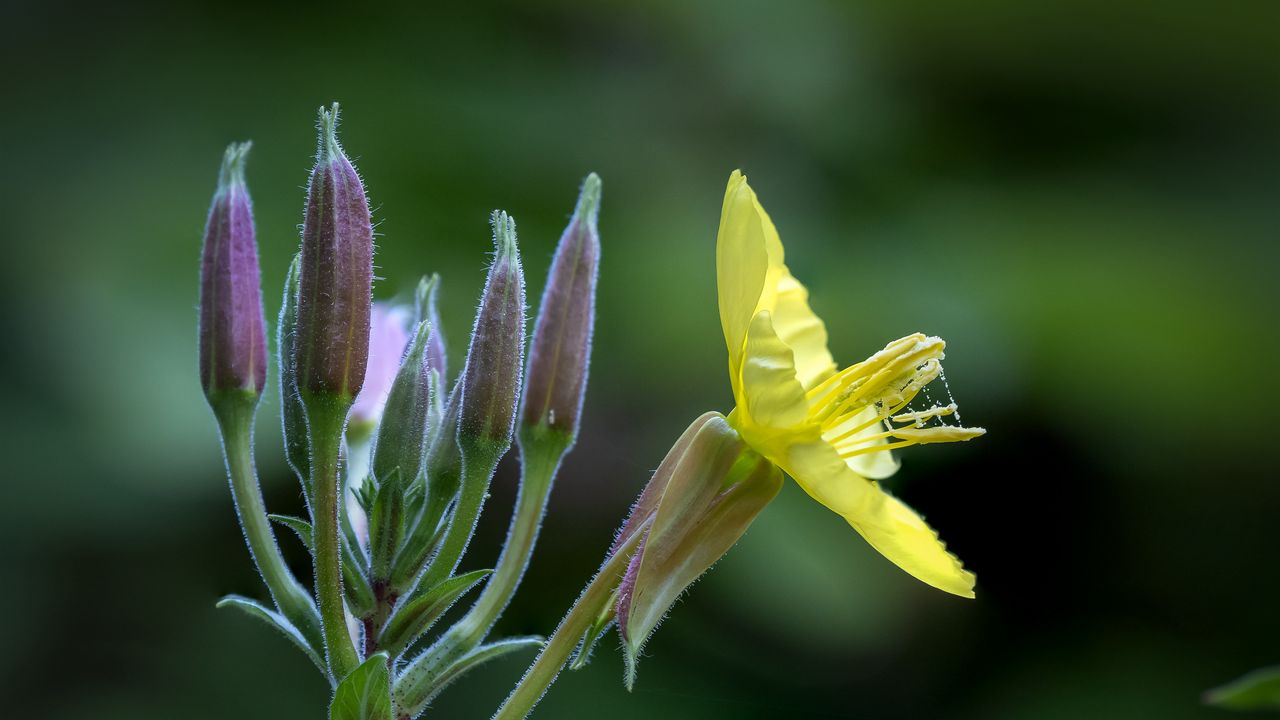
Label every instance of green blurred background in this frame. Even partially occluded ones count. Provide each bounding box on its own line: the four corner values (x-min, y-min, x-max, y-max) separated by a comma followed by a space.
2, 1, 1278, 717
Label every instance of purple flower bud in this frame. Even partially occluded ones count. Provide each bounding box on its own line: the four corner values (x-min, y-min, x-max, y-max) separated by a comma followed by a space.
198, 142, 267, 406
294, 103, 374, 405
350, 303, 412, 429
414, 274, 448, 384
520, 173, 601, 442
457, 211, 526, 455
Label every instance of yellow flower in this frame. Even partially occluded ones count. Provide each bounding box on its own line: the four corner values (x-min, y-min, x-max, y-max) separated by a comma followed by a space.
717, 171, 985, 598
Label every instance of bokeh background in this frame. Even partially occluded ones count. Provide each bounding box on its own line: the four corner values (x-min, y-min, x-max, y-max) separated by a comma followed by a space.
3, 1, 1278, 718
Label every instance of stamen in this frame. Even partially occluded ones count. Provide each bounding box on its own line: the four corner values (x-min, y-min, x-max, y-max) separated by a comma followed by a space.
838, 439, 918, 458
890, 426, 986, 444
891, 403, 957, 427
831, 426, 899, 450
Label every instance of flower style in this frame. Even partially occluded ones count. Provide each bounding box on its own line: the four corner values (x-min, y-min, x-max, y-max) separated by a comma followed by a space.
717, 170, 984, 598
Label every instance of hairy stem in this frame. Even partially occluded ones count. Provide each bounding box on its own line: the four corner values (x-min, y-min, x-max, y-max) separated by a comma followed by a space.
391, 437, 564, 711
491, 525, 646, 720
412, 446, 502, 597
308, 401, 362, 679
214, 400, 325, 659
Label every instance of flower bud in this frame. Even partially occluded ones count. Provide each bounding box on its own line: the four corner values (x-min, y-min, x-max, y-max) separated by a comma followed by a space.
198, 142, 267, 407
414, 274, 448, 384
350, 303, 413, 433
519, 173, 601, 444
294, 103, 374, 405
277, 255, 310, 491
457, 211, 526, 457
614, 413, 782, 689
372, 320, 439, 485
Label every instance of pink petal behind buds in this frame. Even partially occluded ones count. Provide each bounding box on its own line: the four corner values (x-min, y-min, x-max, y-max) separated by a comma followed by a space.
351, 303, 412, 426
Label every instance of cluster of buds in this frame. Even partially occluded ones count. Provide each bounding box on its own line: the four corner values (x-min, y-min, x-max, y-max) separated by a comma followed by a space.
197, 104, 609, 717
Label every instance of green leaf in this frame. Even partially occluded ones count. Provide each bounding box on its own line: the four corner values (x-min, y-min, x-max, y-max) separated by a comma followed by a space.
269, 514, 314, 552
330, 652, 392, 720
278, 255, 311, 500
216, 595, 327, 678
569, 598, 616, 671
368, 469, 406, 582
343, 538, 376, 619
378, 569, 491, 657
421, 636, 543, 703
1206, 665, 1280, 710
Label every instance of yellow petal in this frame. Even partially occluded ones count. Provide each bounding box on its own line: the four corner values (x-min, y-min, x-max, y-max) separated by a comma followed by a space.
771, 270, 836, 390
716, 171, 785, 391
781, 439, 975, 598
738, 310, 811, 434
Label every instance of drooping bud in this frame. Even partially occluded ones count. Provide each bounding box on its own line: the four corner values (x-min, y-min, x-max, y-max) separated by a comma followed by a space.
414, 274, 447, 384
613, 413, 782, 689
519, 173, 601, 445
277, 255, 311, 494
294, 103, 374, 406
350, 303, 413, 434
372, 320, 438, 485
199, 142, 267, 408
457, 211, 526, 457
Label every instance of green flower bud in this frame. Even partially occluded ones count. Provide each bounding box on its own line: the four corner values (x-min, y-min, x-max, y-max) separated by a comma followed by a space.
614, 413, 783, 689
372, 320, 439, 486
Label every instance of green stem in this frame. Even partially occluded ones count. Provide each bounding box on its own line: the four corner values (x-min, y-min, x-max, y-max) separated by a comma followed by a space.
307, 399, 362, 679
213, 400, 325, 660
413, 446, 501, 597
391, 436, 565, 711
457, 435, 565, 645
491, 525, 646, 720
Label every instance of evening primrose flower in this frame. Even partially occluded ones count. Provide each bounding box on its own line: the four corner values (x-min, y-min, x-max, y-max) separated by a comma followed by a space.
718, 170, 984, 598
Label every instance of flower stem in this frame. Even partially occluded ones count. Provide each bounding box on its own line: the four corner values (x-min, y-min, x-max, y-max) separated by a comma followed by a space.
491, 524, 647, 720
392, 435, 566, 713
460, 434, 566, 644
213, 400, 325, 660
413, 445, 502, 597
307, 398, 362, 679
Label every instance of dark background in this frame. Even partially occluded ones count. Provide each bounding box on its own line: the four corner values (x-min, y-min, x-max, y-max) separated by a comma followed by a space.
2, 1, 1278, 718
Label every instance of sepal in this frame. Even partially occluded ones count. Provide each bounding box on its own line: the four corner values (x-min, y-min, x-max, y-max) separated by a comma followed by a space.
614, 414, 783, 690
